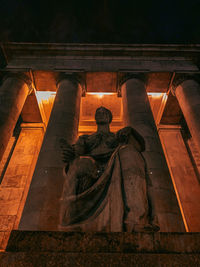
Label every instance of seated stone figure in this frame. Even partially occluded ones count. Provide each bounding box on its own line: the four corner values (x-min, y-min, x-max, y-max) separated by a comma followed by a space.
59, 106, 159, 232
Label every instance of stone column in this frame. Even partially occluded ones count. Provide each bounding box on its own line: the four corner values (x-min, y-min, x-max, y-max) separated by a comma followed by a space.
19, 73, 82, 230
121, 75, 185, 231
172, 75, 200, 151
0, 73, 33, 161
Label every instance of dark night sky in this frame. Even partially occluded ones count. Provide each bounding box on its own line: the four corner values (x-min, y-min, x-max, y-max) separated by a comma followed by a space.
0, 0, 200, 43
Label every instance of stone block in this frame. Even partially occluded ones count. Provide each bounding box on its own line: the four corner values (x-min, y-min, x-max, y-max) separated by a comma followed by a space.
0, 216, 16, 231
0, 231, 10, 251
0, 188, 23, 215
1, 174, 27, 188
2, 164, 31, 177
1, 252, 199, 267
6, 231, 200, 253
0, 253, 198, 267
0, 231, 199, 266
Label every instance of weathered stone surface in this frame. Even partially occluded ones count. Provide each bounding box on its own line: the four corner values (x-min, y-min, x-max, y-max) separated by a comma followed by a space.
6, 231, 200, 253
0, 231, 10, 251
59, 107, 154, 232
0, 231, 200, 267
159, 127, 200, 232
0, 127, 44, 250
2, 43, 200, 72
0, 252, 200, 267
0, 188, 23, 216
0, 74, 31, 161
19, 77, 82, 231
174, 79, 200, 153
121, 77, 185, 232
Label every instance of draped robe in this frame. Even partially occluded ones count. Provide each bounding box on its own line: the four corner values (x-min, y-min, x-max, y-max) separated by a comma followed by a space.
59, 127, 159, 232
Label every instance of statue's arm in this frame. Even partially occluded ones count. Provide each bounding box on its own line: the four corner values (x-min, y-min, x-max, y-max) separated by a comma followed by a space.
60, 138, 76, 163
60, 135, 88, 164
116, 126, 145, 152
74, 135, 88, 156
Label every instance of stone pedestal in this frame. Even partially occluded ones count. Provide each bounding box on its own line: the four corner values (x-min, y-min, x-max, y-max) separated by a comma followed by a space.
0, 73, 32, 161
0, 231, 199, 266
173, 78, 200, 152
121, 77, 185, 231
19, 74, 82, 230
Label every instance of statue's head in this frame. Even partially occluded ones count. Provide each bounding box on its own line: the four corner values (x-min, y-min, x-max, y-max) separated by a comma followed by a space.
95, 106, 113, 125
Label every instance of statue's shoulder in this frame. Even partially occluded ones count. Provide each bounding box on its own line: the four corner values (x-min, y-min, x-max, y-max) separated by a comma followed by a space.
76, 134, 89, 146
117, 126, 145, 152
78, 134, 90, 140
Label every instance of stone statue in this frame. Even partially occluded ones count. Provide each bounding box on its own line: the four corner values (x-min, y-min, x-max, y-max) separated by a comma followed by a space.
59, 106, 159, 232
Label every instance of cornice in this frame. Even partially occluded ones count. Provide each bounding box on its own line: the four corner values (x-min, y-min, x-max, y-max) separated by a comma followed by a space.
2, 43, 200, 61
1, 43, 199, 73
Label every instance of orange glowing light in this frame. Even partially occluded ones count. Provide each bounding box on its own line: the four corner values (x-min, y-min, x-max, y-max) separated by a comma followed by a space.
86, 92, 117, 96
36, 91, 56, 103
147, 92, 167, 98
86, 92, 117, 99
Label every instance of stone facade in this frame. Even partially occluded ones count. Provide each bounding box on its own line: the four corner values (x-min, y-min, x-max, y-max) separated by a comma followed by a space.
0, 43, 200, 264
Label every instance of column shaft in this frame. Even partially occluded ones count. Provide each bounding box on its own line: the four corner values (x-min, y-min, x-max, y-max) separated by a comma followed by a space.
19, 77, 82, 230
121, 78, 185, 231
174, 79, 200, 151
0, 75, 30, 161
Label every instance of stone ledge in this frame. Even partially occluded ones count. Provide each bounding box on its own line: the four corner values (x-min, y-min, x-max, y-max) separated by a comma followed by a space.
0, 252, 200, 267
5, 231, 200, 254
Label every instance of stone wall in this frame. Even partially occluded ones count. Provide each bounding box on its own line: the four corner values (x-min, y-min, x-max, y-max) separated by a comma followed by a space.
0, 126, 44, 250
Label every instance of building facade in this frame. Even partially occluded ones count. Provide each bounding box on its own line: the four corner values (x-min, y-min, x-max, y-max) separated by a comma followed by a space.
0, 43, 200, 251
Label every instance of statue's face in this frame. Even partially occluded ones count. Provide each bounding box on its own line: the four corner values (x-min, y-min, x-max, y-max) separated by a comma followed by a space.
95, 107, 112, 125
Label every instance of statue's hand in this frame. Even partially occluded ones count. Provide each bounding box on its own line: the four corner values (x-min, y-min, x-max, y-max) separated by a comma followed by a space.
116, 126, 133, 144
60, 138, 75, 163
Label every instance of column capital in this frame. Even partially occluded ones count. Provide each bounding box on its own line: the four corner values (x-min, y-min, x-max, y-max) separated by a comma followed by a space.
171, 73, 200, 95
56, 72, 86, 96
1, 72, 34, 94
117, 72, 147, 96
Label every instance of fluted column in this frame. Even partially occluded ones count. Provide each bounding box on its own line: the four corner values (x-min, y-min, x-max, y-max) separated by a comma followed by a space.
19, 73, 82, 230
0, 73, 33, 161
121, 75, 185, 231
172, 75, 200, 151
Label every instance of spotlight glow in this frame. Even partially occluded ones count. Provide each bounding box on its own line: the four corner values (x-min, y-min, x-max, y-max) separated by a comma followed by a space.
86, 92, 117, 99
36, 91, 56, 103
147, 92, 166, 98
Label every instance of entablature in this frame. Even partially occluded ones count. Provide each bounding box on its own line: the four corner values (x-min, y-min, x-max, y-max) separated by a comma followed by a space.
1, 43, 200, 72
